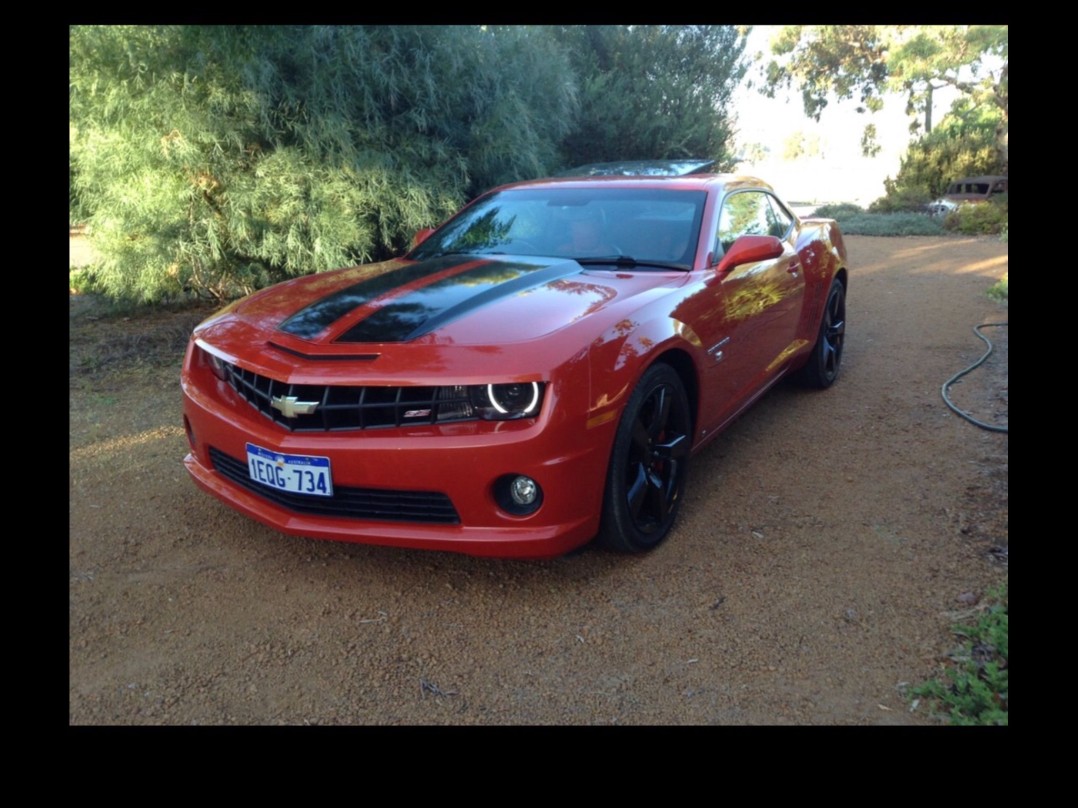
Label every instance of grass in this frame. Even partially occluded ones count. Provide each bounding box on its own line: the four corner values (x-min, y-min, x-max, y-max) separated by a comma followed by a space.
69, 293, 216, 378
987, 272, 1008, 303
987, 227, 1008, 302
911, 585, 1008, 725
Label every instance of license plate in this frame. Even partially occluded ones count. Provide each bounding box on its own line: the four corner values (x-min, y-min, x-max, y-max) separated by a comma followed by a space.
246, 443, 333, 497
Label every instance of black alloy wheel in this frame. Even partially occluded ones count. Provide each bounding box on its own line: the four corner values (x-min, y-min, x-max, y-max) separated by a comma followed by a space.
598, 363, 692, 553
797, 277, 846, 389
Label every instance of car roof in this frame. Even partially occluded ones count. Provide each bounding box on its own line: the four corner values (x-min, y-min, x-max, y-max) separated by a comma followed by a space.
492, 173, 774, 195
554, 159, 717, 177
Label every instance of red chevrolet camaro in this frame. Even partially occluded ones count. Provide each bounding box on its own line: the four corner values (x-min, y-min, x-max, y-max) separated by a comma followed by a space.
181, 172, 848, 558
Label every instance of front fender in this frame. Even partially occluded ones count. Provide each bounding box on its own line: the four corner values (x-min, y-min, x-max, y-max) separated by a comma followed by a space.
585, 311, 703, 435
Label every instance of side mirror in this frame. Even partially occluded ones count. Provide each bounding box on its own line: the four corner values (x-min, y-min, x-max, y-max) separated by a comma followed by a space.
714, 235, 784, 274
411, 227, 436, 249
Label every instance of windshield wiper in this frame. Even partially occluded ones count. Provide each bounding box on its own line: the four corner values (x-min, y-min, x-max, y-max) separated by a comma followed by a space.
575, 255, 687, 271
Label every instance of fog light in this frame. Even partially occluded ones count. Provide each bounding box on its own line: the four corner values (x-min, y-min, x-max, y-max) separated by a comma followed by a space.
510, 475, 538, 506
495, 474, 543, 516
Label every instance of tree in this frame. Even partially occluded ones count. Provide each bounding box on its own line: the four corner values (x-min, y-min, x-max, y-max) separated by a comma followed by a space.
874, 100, 1006, 211
761, 25, 1008, 169
554, 25, 748, 169
70, 25, 576, 303
781, 130, 821, 161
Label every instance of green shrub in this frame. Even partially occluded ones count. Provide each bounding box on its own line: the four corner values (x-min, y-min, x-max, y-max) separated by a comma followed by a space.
868, 188, 933, 214
944, 197, 1008, 235
810, 203, 864, 220
846, 213, 947, 236
70, 25, 578, 304
987, 271, 1008, 303
69, 267, 102, 296
912, 586, 1008, 726
554, 25, 746, 170
809, 202, 948, 237
825, 211, 947, 237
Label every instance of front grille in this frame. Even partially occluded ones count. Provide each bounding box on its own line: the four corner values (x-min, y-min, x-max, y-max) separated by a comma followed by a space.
218, 360, 474, 432
210, 447, 460, 524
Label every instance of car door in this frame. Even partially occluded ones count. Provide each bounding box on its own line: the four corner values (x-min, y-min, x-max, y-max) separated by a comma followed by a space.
689, 189, 806, 432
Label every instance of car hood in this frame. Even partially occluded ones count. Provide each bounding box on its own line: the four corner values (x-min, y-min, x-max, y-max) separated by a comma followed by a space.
195, 254, 685, 353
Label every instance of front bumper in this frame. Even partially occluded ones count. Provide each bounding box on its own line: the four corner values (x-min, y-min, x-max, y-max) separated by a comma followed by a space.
181, 362, 614, 559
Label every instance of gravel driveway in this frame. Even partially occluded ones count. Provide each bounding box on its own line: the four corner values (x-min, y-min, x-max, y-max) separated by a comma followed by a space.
69, 234, 1008, 725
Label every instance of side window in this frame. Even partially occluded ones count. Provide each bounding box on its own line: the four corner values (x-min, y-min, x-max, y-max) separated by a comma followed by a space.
764, 195, 792, 238
717, 191, 768, 253
717, 191, 790, 254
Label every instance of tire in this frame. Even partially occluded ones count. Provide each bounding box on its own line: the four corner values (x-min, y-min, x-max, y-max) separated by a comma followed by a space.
796, 277, 846, 389
598, 363, 692, 553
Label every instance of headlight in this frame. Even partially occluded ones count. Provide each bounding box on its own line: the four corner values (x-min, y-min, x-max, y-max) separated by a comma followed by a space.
470, 382, 545, 421
486, 382, 542, 417
430, 383, 545, 422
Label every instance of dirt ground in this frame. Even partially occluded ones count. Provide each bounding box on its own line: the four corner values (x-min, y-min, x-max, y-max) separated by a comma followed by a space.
68, 235, 1008, 725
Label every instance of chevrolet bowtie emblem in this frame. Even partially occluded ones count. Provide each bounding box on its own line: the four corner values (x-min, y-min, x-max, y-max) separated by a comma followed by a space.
270, 395, 320, 418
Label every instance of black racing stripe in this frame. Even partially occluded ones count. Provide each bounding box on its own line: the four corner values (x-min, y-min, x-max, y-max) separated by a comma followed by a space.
278, 257, 476, 339
336, 257, 583, 343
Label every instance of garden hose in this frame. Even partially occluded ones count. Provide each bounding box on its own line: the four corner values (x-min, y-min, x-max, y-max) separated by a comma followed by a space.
941, 322, 1008, 433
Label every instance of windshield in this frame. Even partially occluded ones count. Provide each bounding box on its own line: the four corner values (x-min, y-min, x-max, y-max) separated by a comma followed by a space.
409, 187, 707, 270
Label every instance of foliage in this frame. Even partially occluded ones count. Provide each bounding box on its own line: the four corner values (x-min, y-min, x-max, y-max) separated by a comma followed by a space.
840, 212, 948, 237
810, 204, 947, 237
987, 271, 1008, 303
880, 101, 1005, 204
860, 190, 1006, 236
810, 203, 865, 220
554, 25, 747, 169
912, 586, 1008, 725
71, 25, 754, 305
69, 266, 99, 296
70, 25, 577, 303
859, 123, 882, 158
761, 26, 1007, 165
868, 188, 934, 214
740, 142, 770, 164
781, 131, 821, 161
943, 197, 1008, 236
763, 25, 889, 119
